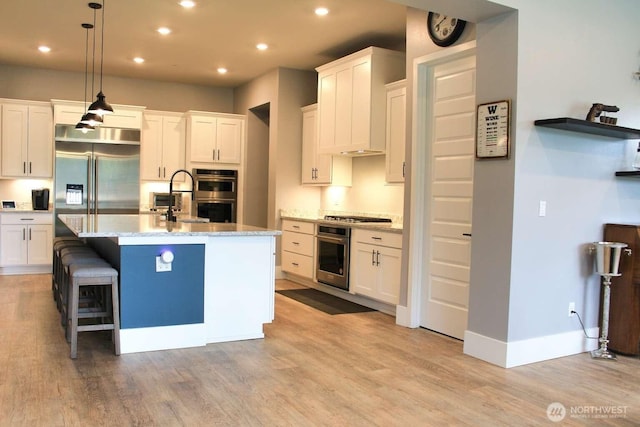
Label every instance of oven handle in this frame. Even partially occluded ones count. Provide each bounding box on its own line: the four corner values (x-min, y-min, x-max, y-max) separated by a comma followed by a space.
317, 234, 348, 244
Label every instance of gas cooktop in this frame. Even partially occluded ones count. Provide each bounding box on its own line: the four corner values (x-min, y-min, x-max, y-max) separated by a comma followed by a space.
323, 215, 392, 223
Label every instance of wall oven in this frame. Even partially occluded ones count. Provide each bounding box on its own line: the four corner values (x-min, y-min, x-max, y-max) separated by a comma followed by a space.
192, 169, 237, 223
316, 224, 351, 291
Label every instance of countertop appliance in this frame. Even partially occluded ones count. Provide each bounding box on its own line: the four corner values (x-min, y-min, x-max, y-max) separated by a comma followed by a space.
316, 215, 393, 290
54, 124, 140, 234
192, 169, 237, 223
32, 188, 50, 210
150, 192, 182, 213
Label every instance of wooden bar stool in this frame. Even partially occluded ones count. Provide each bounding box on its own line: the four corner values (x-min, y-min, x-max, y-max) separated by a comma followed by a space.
67, 263, 120, 359
52, 239, 86, 306
59, 251, 107, 328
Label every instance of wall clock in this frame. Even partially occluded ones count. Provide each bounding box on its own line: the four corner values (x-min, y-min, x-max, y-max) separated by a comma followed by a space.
427, 12, 467, 47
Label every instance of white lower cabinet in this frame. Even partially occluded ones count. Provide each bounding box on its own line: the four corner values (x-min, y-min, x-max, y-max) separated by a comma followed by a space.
350, 228, 402, 305
0, 213, 53, 267
281, 220, 315, 279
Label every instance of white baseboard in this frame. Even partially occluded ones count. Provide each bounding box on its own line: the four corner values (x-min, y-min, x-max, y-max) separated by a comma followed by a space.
0, 265, 51, 275
463, 328, 600, 368
120, 323, 206, 354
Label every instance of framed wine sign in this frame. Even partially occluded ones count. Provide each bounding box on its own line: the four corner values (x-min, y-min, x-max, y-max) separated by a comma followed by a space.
476, 100, 510, 159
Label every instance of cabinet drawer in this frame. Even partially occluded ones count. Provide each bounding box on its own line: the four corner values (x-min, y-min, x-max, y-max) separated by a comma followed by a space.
282, 220, 315, 235
282, 232, 314, 256
1, 213, 53, 225
352, 228, 402, 248
281, 251, 314, 279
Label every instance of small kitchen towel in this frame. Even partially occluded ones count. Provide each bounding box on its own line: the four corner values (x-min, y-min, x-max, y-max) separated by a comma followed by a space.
276, 288, 375, 315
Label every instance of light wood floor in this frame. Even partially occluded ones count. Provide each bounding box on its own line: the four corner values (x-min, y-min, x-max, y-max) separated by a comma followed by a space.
1, 275, 639, 426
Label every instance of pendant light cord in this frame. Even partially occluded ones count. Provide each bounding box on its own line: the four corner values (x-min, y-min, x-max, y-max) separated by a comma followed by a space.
100, 0, 106, 92
91, 5, 97, 99
83, 26, 89, 110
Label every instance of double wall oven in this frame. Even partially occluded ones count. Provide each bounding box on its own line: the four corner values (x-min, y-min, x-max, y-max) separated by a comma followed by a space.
192, 169, 237, 223
316, 215, 392, 291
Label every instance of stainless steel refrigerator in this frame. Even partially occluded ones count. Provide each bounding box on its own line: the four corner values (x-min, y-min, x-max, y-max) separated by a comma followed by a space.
54, 125, 140, 234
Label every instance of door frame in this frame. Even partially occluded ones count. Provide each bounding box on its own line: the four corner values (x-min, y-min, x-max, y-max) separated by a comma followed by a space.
398, 41, 476, 328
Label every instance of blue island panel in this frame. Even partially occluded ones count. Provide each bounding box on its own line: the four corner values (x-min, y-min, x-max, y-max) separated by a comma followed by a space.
119, 244, 205, 329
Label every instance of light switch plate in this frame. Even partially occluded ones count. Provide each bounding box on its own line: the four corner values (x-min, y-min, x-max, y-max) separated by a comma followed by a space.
156, 256, 172, 272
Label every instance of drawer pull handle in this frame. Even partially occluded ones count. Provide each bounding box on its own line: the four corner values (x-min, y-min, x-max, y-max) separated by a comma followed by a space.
292, 225, 300, 229
371, 236, 382, 240
292, 262, 299, 267
292, 242, 300, 245
20, 218, 35, 221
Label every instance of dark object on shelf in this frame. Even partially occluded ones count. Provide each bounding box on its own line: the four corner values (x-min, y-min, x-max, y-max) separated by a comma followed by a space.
586, 103, 619, 123
603, 224, 640, 356
615, 171, 640, 177
534, 117, 640, 139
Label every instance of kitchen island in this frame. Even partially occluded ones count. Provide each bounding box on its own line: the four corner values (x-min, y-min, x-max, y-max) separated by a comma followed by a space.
58, 214, 281, 354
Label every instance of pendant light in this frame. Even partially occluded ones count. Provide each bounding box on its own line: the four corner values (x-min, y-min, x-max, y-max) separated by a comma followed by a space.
87, 0, 113, 116
75, 22, 96, 132
80, 3, 103, 126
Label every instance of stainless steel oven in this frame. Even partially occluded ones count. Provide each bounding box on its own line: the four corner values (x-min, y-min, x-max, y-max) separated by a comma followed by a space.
316, 224, 350, 291
192, 169, 237, 223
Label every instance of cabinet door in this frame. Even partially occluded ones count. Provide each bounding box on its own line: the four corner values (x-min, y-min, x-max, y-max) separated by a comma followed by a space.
350, 243, 378, 298
385, 85, 406, 183
317, 72, 337, 153
1, 104, 28, 177
140, 114, 163, 180
26, 105, 53, 178
216, 117, 242, 164
0, 225, 28, 266
301, 107, 318, 184
27, 224, 52, 265
350, 57, 372, 152
189, 116, 217, 163
162, 115, 186, 177
377, 246, 402, 304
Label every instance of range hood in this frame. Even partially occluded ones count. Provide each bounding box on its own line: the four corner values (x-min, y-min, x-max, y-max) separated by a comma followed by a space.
55, 124, 141, 145
338, 149, 385, 156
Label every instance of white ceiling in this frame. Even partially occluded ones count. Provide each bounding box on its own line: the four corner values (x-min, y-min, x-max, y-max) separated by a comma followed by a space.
0, 0, 408, 88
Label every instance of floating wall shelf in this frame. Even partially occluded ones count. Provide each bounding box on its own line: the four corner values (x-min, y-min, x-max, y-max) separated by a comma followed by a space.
534, 117, 640, 140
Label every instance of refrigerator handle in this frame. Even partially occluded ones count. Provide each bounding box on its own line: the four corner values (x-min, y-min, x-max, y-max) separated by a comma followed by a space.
93, 156, 99, 216
87, 156, 92, 216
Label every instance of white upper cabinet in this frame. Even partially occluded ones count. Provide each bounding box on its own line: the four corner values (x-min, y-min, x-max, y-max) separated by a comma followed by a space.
51, 99, 145, 129
301, 104, 351, 186
316, 47, 405, 155
385, 80, 407, 183
141, 111, 185, 181
1, 100, 53, 178
186, 111, 244, 165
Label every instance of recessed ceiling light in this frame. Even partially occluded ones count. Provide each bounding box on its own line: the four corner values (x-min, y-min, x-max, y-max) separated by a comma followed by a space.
256, 43, 268, 51
179, 0, 195, 8
133, 57, 145, 64
315, 7, 329, 16
217, 67, 228, 74
38, 45, 51, 53
157, 27, 171, 35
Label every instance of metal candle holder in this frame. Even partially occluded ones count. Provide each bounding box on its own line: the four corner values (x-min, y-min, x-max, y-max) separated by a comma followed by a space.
590, 241, 631, 360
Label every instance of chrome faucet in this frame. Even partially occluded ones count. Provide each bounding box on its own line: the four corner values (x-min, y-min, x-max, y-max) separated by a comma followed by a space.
167, 169, 195, 222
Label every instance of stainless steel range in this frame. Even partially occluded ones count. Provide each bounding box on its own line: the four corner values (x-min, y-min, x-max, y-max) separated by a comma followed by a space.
316, 215, 392, 291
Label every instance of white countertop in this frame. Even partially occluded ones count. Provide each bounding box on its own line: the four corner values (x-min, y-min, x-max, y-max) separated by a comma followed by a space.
58, 214, 282, 238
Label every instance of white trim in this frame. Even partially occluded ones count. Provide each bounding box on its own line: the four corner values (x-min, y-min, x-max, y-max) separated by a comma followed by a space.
405, 41, 477, 329
0, 265, 51, 275
463, 328, 600, 368
119, 323, 207, 354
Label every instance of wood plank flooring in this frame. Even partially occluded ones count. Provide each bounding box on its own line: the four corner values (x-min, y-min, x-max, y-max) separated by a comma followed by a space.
1, 275, 639, 426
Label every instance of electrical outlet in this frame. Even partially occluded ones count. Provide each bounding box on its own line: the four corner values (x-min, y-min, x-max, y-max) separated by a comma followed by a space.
568, 302, 575, 317
156, 256, 172, 272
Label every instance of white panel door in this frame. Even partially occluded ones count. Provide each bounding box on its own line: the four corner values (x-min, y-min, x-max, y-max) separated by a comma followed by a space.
216, 117, 242, 164
421, 54, 476, 340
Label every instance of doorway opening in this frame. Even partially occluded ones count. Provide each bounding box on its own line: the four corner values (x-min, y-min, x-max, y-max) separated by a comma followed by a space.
245, 103, 270, 228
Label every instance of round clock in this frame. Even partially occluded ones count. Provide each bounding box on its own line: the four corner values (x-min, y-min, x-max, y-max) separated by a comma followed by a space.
427, 12, 467, 47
